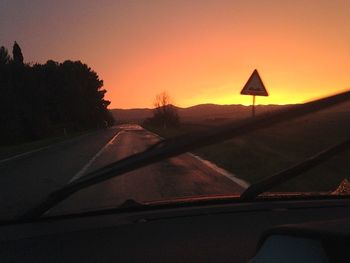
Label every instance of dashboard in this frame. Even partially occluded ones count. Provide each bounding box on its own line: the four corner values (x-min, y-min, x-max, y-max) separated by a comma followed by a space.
1, 198, 350, 262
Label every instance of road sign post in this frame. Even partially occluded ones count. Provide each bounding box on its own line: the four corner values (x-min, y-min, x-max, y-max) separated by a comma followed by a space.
252, 95, 256, 118
240, 69, 269, 118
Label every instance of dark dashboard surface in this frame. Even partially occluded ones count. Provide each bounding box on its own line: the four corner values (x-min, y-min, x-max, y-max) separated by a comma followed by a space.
1, 199, 350, 263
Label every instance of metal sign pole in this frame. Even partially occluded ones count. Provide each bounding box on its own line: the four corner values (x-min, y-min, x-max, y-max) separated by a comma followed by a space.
240, 70, 269, 118
252, 95, 256, 118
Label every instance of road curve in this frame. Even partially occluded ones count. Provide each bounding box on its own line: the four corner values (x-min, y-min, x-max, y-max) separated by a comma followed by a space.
52, 124, 244, 215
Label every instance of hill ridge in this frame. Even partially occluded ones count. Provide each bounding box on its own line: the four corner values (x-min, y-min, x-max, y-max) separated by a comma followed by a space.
111, 103, 291, 123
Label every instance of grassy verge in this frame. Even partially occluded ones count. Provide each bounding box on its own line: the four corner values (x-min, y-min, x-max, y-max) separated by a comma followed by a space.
143, 103, 350, 192
0, 130, 91, 161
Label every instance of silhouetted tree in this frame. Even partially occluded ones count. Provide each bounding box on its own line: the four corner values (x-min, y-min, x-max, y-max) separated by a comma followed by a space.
146, 91, 179, 128
12, 41, 24, 65
0, 46, 10, 65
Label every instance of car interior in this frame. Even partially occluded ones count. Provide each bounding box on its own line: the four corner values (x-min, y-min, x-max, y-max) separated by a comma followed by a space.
1, 91, 350, 262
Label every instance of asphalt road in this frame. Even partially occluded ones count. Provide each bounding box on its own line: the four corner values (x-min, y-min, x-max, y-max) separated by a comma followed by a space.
0, 125, 244, 219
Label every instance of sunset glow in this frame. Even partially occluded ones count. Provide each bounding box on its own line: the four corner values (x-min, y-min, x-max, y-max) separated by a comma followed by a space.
2, 0, 350, 108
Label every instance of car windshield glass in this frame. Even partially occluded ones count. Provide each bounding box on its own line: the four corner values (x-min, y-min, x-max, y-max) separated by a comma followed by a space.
0, 0, 350, 221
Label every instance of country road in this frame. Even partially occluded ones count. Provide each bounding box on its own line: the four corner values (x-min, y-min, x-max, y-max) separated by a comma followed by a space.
0, 125, 244, 219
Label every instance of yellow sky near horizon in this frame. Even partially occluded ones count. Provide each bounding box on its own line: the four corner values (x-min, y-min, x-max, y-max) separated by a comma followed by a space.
1, 0, 350, 108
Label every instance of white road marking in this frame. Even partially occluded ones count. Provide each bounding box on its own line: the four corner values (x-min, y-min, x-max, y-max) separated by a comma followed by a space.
0, 145, 52, 164
0, 129, 98, 165
68, 131, 123, 183
188, 153, 250, 189
142, 126, 250, 188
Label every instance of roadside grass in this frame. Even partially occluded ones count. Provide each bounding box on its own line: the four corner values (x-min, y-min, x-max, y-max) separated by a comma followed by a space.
0, 130, 91, 161
143, 102, 350, 192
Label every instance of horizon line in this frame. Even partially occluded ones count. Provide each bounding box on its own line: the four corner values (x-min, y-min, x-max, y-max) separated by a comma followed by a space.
110, 102, 300, 110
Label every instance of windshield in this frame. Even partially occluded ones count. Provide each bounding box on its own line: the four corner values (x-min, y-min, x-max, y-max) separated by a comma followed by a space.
0, 0, 350, 221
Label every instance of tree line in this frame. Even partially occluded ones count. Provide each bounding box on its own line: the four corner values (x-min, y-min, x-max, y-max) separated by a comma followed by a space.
0, 42, 114, 145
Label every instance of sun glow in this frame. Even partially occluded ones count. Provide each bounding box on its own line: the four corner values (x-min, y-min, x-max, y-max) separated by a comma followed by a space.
2, 0, 350, 109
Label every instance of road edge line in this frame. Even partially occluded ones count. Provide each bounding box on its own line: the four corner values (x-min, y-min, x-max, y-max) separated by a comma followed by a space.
142, 126, 250, 189
188, 153, 250, 189
0, 145, 53, 165
0, 129, 105, 165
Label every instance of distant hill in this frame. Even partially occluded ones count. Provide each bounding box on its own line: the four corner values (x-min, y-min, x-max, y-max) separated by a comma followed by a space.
111, 104, 288, 124
111, 108, 153, 123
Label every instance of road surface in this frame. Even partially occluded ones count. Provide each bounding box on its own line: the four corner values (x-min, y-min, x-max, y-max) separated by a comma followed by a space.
0, 125, 244, 219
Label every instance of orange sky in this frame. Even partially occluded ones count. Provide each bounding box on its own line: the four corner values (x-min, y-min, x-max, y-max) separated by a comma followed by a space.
1, 0, 350, 108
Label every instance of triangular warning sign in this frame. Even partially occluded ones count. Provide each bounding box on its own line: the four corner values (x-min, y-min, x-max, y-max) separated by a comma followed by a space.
240, 69, 269, 96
